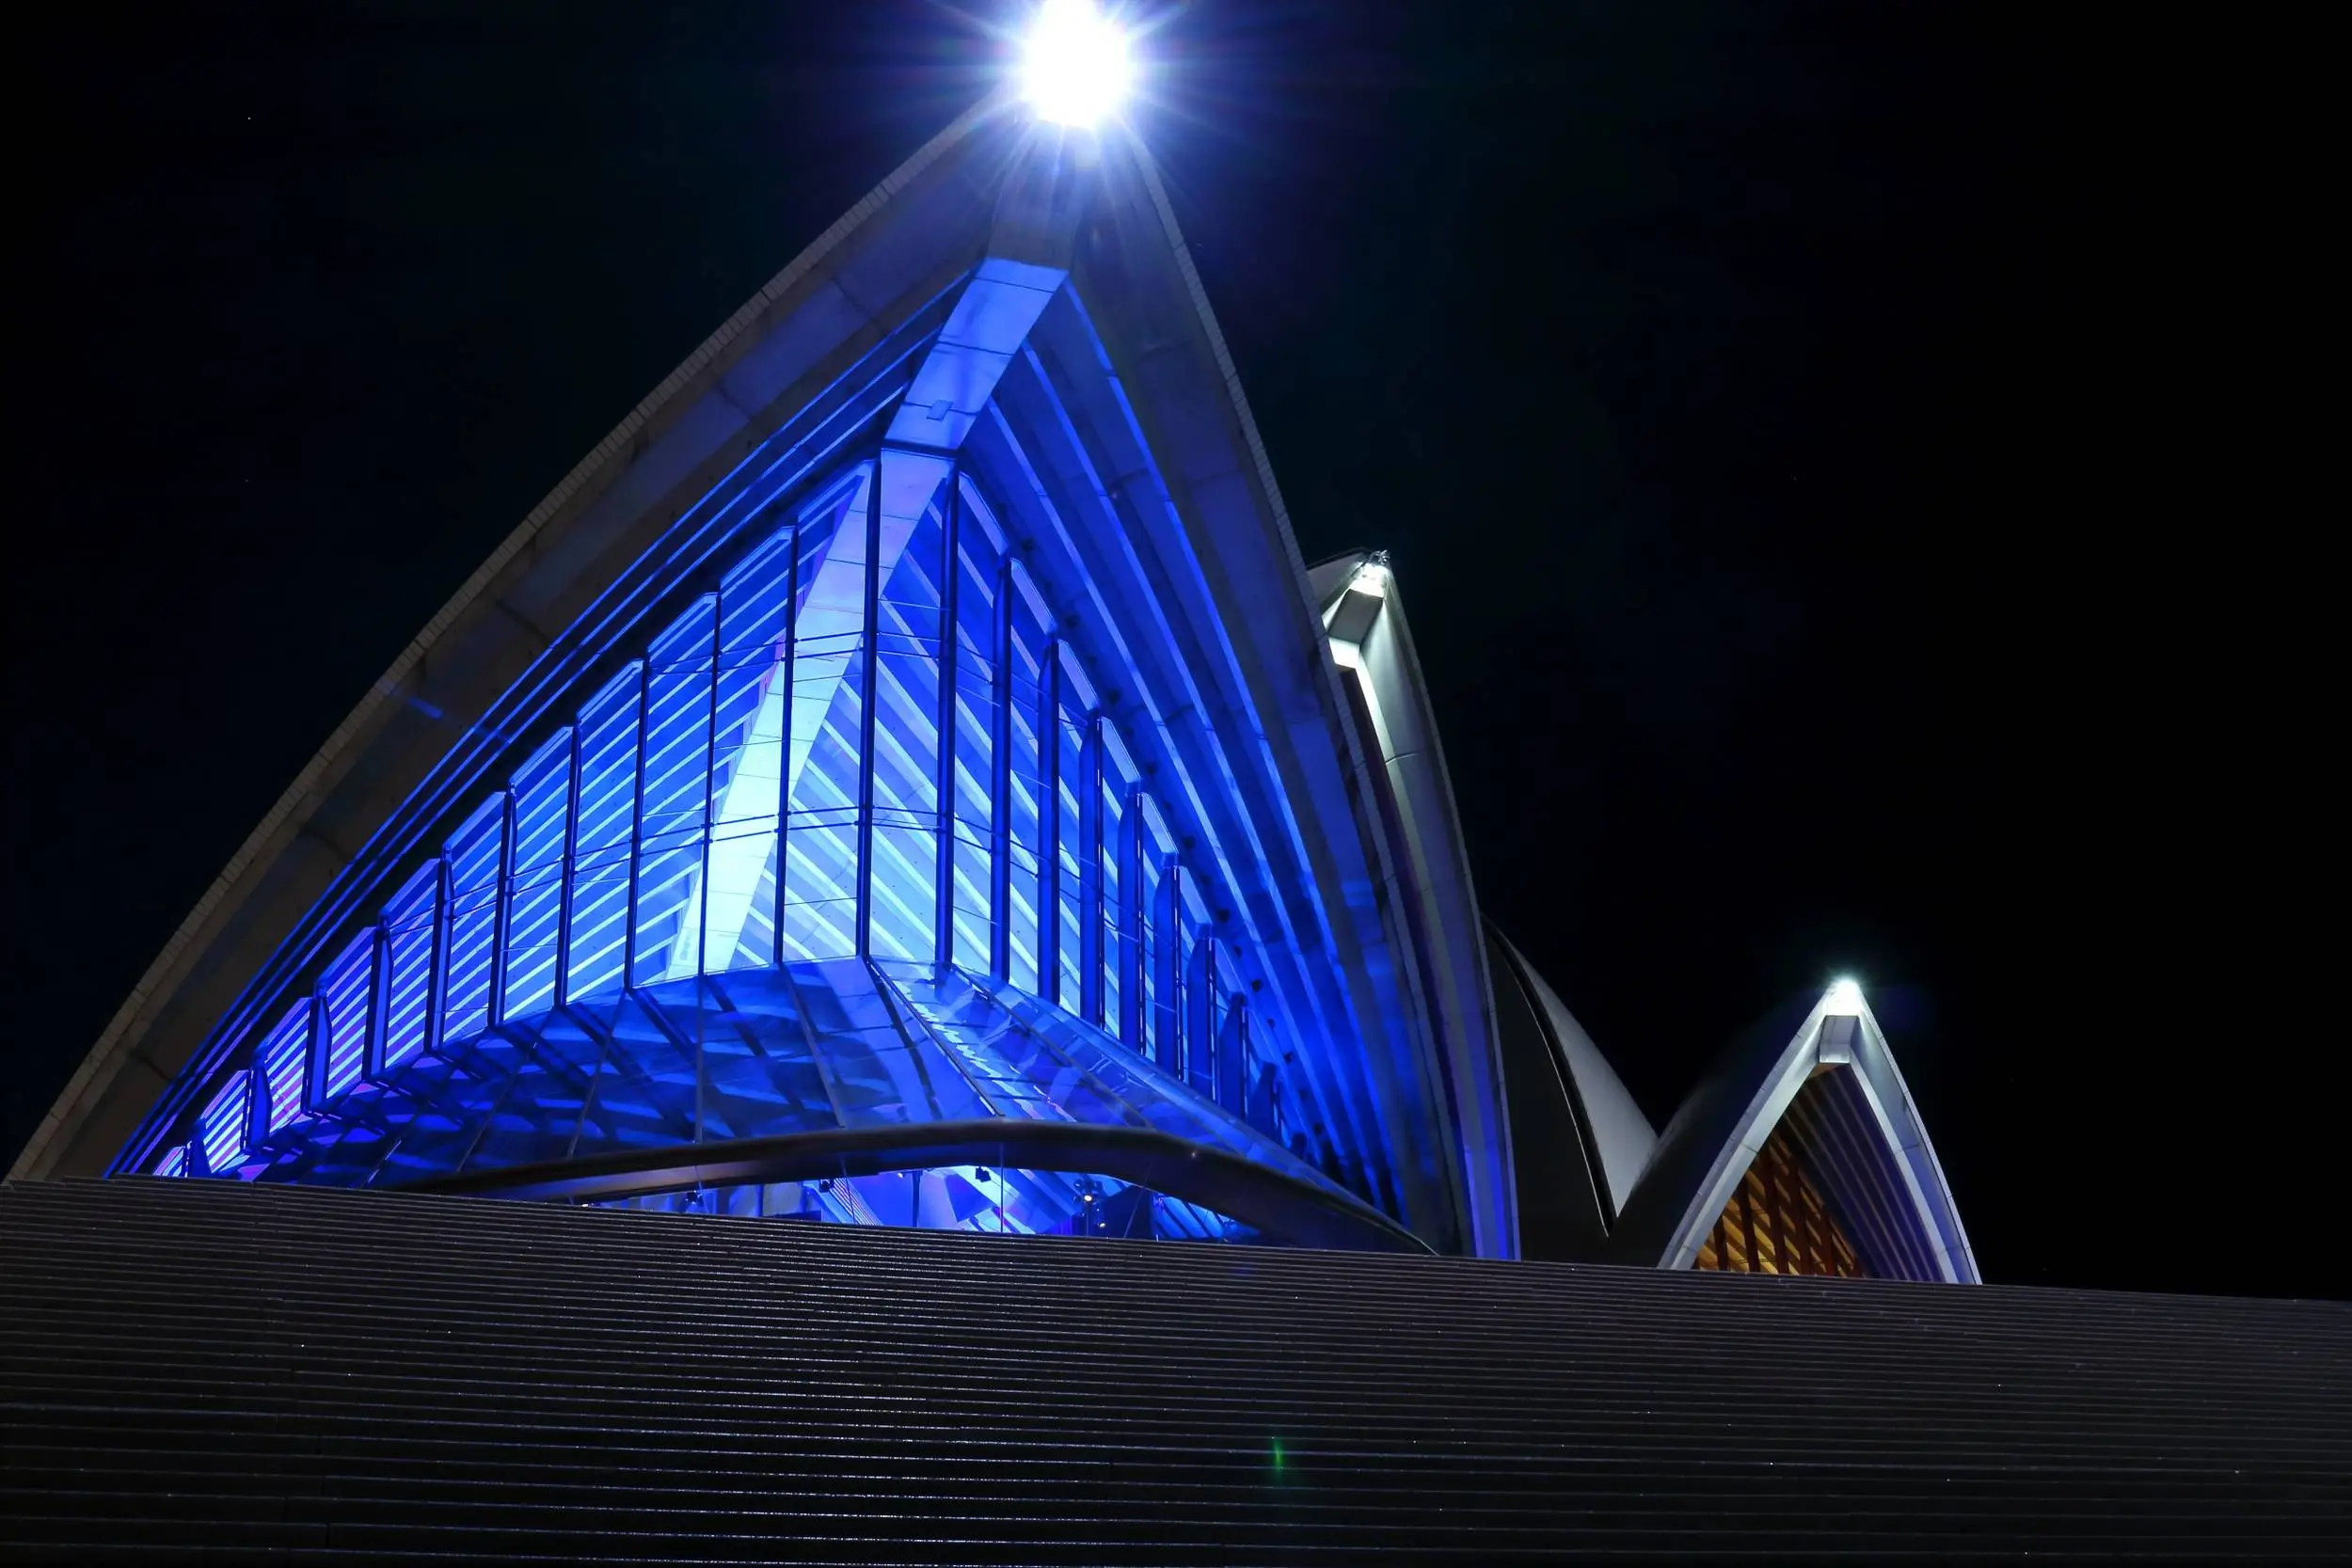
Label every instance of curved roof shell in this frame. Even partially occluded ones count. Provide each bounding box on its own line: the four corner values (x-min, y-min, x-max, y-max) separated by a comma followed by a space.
15, 98, 1515, 1258
1606, 983, 1978, 1281
1486, 927, 1659, 1259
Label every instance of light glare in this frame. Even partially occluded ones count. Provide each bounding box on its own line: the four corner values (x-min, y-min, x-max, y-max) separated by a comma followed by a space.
1825, 978, 1865, 1013
1022, 0, 1132, 128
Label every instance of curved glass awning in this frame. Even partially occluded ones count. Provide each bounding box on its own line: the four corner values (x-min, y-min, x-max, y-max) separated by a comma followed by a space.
596, 1169, 1261, 1246
223, 959, 1419, 1252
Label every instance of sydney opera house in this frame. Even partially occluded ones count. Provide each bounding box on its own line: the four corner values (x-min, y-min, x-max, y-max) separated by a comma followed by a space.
7, 10, 2340, 1560
9, 97, 1974, 1291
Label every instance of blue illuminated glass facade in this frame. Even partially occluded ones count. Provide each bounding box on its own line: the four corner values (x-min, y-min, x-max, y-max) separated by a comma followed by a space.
141, 451, 1375, 1246
77, 115, 1542, 1261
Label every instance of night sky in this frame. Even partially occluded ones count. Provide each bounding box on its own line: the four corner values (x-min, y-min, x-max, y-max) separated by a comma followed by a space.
10, 4, 2323, 1298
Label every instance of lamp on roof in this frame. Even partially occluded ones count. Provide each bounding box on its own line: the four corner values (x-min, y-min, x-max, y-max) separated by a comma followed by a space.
1021, 0, 1133, 128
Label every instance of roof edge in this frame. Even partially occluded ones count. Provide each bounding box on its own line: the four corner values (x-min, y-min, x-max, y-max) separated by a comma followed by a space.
1608, 986, 1978, 1282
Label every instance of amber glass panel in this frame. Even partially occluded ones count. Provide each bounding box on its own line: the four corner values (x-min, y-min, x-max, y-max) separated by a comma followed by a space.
1693, 1119, 1866, 1277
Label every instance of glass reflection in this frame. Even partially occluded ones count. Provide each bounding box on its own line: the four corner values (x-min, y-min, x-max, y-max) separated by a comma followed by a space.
595, 1166, 1262, 1244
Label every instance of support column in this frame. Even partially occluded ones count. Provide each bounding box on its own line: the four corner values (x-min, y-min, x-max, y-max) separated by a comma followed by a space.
770, 529, 799, 969
1079, 716, 1104, 1026
853, 446, 882, 957
1039, 644, 1063, 1006
933, 470, 960, 973
989, 562, 1013, 983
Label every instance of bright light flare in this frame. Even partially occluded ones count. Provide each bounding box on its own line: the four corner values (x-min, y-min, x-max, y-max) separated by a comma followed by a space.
1022, 0, 1133, 128
1825, 978, 1865, 1014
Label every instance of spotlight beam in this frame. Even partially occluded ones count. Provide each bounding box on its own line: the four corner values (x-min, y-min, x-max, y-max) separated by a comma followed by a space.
1021, 0, 1132, 128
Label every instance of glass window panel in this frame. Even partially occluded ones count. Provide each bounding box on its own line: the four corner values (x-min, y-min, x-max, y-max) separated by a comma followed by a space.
421, 1027, 533, 1174
1216, 967, 1248, 1113
251, 1113, 401, 1190
572, 988, 702, 1148
820, 1035, 975, 1124
1245, 1023, 1281, 1138
1154, 861, 1189, 1077
679, 978, 839, 1141
319, 929, 377, 1102
565, 664, 641, 1003
501, 731, 572, 1018
782, 958, 987, 1124
1184, 929, 1219, 1098
949, 515, 998, 973
362, 1046, 491, 1186
1098, 731, 1144, 1037
1005, 594, 1046, 992
1022, 1000, 1260, 1161
782, 662, 862, 960
198, 1069, 252, 1176
1055, 692, 1087, 1013
957, 473, 1009, 555
1133, 800, 1176, 1067
152, 1145, 188, 1179
337, 1124, 404, 1188
707, 530, 797, 974
379, 861, 439, 1072
438, 795, 506, 1048
1135, 845, 1158, 1056
887, 980, 1036, 1119
782, 467, 869, 961
1100, 769, 1124, 1039
456, 1100, 584, 1176
633, 596, 717, 984
867, 473, 946, 964
464, 1012, 605, 1175
256, 1001, 312, 1134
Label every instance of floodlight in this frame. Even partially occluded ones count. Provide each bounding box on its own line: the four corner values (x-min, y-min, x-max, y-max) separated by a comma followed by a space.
1022, 0, 1132, 128
1825, 978, 1865, 1013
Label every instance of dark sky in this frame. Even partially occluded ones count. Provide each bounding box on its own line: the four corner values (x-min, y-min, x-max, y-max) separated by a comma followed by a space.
8, 4, 2323, 1298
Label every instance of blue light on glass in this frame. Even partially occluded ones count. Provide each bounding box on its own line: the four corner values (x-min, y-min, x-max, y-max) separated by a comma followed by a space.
948, 479, 1002, 974
598, 1167, 1256, 1243
1005, 567, 1048, 993
1053, 655, 1089, 1013
378, 862, 439, 1072
198, 1070, 252, 1176
706, 532, 795, 974
319, 930, 375, 1102
440, 796, 505, 1043
866, 458, 948, 965
1098, 723, 1134, 1040
565, 664, 642, 1001
634, 595, 716, 984
257, 1001, 311, 1134
158, 446, 1371, 1230
500, 731, 573, 1018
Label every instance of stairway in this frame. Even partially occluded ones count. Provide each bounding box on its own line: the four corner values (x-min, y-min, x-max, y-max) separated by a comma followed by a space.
5, 1176, 2347, 1562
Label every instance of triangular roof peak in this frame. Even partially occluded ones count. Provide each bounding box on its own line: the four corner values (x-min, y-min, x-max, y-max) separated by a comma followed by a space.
1608, 982, 1978, 1282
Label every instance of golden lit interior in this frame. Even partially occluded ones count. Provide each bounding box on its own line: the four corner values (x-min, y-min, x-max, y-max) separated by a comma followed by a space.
1692, 1107, 1866, 1277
